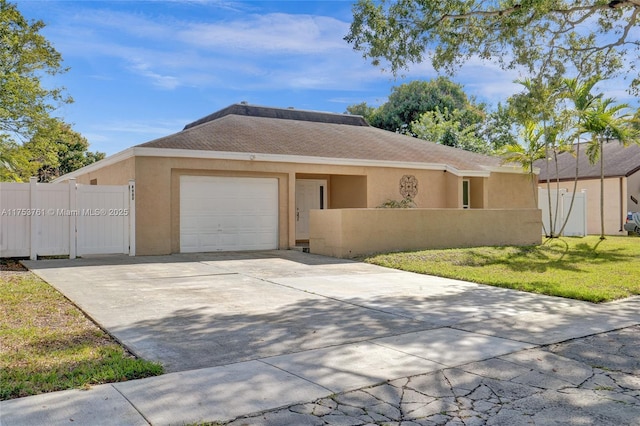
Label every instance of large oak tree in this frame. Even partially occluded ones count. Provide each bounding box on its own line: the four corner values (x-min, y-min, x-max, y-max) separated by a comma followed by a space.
0, 0, 103, 181
1, 0, 69, 139
346, 1, 640, 93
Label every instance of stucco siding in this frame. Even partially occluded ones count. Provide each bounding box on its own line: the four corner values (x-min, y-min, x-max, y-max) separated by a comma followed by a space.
310, 208, 542, 258
541, 178, 627, 235
468, 177, 487, 208
487, 172, 536, 209
330, 175, 367, 208
445, 172, 460, 208
71, 157, 135, 185
582, 178, 625, 235
135, 157, 173, 255
628, 171, 640, 213
366, 168, 447, 208
65, 154, 536, 255
133, 156, 376, 255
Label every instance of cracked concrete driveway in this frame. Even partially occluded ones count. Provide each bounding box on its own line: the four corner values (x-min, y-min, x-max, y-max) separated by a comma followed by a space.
26, 251, 432, 372
23, 250, 631, 373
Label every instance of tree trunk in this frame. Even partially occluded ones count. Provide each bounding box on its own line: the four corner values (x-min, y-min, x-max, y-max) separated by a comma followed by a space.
600, 139, 605, 240
557, 141, 581, 236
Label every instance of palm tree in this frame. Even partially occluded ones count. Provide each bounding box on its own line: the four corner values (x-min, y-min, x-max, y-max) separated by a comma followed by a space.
500, 120, 549, 233
507, 77, 572, 237
556, 76, 602, 236
583, 98, 638, 239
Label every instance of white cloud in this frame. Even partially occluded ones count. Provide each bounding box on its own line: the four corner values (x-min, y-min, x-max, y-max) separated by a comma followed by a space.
96, 119, 186, 135
82, 133, 110, 144
177, 13, 350, 54
48, 7, 371, 92
81, 118, 190, 154
65, 9, 176, 41
128, 60, 181, 90
328, 96, 390, 108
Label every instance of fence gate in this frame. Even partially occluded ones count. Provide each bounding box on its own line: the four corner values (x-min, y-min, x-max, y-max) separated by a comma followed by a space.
76, 184, 132, 256
0, 178, 135, 259
538, 188, 587, 237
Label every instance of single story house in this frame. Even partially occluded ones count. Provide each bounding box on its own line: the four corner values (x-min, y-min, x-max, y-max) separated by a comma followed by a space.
57, 103, 539, 256
536, 142, 640, 235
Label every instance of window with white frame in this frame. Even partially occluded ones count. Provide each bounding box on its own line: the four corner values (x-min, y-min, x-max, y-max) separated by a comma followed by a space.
462, 179, 470, 209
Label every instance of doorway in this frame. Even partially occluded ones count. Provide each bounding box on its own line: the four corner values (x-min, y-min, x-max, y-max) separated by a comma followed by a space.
295, 179, 327, 240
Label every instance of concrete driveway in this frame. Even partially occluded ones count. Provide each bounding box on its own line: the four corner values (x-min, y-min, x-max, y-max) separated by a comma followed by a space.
22, 250, 634, 373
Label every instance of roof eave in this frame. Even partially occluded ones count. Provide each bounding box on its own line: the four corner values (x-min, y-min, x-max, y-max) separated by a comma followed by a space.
482, 165, 540, 175
53, 147, 532, 182
134, 147, 496, 177
52, 148, 136, 183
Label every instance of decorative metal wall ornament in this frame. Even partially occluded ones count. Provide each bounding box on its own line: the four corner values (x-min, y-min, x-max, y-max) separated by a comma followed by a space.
399, 175, 418, 199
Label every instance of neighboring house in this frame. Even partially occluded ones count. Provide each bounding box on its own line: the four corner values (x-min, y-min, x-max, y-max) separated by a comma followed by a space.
57, 103, 537, 256
536, 142, 640, 235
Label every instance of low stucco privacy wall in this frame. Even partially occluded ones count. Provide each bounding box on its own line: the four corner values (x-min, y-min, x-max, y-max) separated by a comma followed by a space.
309, 208, 542, 258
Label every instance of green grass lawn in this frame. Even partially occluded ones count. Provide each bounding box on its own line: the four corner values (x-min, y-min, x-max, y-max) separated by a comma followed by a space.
0, 263, 163, 400
364, 236, 640, 303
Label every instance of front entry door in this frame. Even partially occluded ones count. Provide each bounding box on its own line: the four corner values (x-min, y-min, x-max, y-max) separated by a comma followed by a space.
295, 179, 327, 240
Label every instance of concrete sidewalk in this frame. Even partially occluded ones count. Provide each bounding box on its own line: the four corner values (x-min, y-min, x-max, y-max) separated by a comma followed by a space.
2, 252, 640, 425
2, 319, 640, 425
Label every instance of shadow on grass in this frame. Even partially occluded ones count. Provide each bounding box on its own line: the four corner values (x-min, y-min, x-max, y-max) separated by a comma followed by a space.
375, 238, 635, 275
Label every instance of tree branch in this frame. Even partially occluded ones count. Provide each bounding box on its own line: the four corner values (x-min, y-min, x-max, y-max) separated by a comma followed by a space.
557, 7, 639, 53
440, 5, 522, 21
439, 3, 619, 22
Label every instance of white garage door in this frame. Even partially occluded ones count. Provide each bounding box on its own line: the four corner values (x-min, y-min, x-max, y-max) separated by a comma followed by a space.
180, 176, 278, 252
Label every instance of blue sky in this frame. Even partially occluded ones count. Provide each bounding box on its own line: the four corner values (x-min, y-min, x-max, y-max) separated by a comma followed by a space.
17, 1, 638, 156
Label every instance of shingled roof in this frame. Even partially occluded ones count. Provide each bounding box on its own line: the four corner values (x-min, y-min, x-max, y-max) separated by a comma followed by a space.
137, 103, 502, 172
183, 103, 369, 129
536, 142, 640, 182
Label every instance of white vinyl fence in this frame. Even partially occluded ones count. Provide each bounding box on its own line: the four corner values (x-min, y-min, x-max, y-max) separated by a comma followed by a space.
0, 178, 135, 259
538, 188, 587, 237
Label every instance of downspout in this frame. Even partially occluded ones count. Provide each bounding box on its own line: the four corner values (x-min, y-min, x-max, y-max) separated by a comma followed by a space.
620, 177, 624, 232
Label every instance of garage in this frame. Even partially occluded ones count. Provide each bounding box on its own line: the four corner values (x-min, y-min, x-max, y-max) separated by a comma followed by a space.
180, 176, 279, 252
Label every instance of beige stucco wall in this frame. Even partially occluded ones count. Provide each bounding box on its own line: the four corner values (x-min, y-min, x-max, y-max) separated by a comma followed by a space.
488, 173, 537, 209
468, 177, 487, 208
444, 172, 460, 208
70, 157, 135, 185
366, 168, 451, 208
309, 208, 542, 258
541, 177, 627, 235
133, 157, 382, 255
68, 154, 536, 255
133, 159, 477, 255
330, 175, 367, 208
628, 171, 640, 213
295, 173, 368, 209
